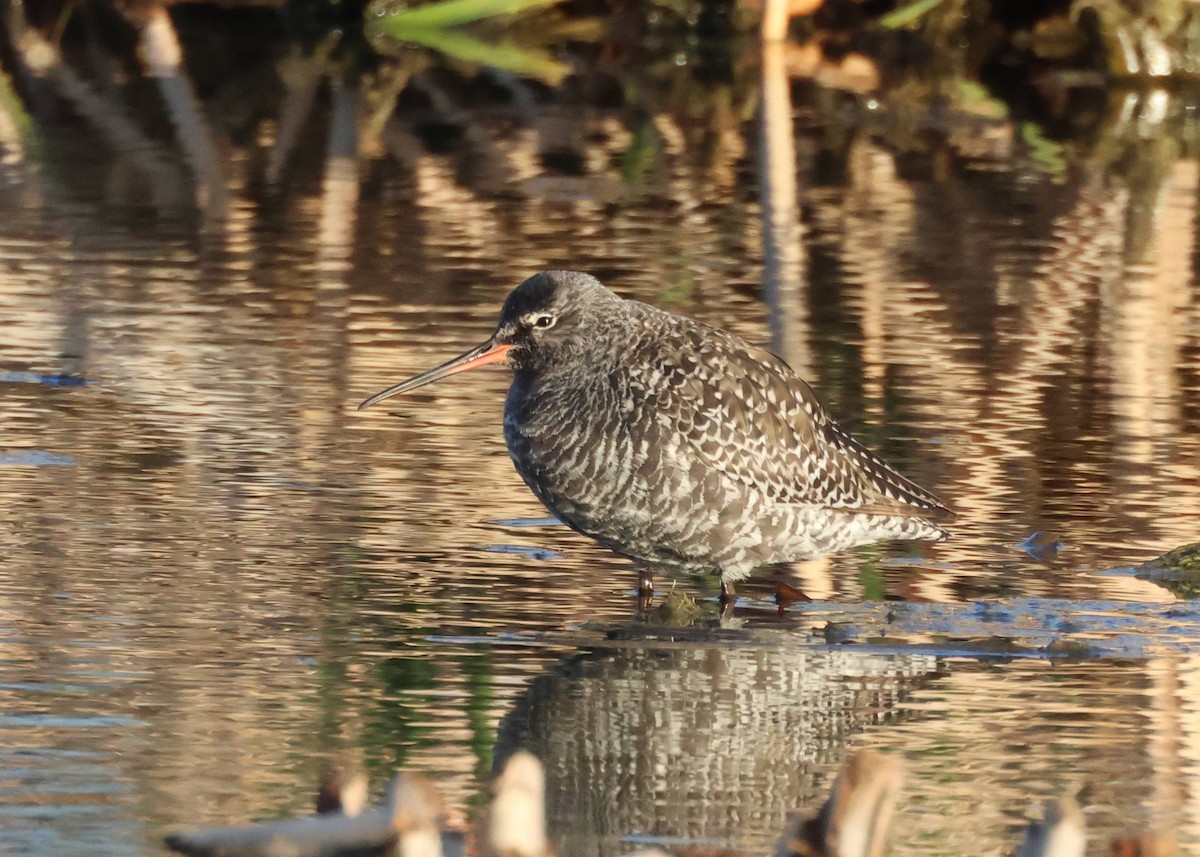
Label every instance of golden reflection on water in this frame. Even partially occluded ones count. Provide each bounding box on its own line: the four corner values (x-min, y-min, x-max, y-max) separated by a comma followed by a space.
1, 44, 1200, 857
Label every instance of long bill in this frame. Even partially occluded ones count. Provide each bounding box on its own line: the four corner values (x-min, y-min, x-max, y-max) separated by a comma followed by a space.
357, 339, 514, 411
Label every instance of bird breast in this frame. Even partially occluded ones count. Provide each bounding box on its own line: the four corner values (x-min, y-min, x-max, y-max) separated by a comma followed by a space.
503, 370, 646, 529
501, 357, 772, 573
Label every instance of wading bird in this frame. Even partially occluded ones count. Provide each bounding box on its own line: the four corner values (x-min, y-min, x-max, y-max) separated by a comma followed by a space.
360, 271, 950, 603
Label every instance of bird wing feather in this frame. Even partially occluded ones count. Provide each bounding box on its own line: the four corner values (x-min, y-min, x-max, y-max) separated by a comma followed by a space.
633, 317, 950, 517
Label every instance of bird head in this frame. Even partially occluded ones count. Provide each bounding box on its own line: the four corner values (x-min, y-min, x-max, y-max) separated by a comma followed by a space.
358, 271, 618, 410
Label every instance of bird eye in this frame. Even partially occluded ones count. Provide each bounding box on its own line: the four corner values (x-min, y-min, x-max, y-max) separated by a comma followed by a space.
533, 314, 555, 329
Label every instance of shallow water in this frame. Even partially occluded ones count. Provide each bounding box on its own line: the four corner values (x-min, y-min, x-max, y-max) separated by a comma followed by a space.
2, 15, 1200, 857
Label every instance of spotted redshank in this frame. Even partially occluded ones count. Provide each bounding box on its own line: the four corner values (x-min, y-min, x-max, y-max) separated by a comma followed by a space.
359, 271, 951, 601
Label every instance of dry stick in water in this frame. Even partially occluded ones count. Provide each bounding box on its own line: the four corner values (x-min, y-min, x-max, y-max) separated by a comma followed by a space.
773, 750, 903, 857
481, 752, 551, 857
162, 747, 1182, 857
317, 761, 370, 818
1013, 797, 1087, 857
164, 771, 445, 857
389, 773, 446, 857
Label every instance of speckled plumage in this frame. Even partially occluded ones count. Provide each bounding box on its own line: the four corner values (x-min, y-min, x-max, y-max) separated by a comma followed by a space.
363, 271, 951, 585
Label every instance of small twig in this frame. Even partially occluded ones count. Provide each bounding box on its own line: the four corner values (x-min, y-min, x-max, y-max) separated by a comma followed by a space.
1013, 797, 1086, 857
317, 760, 369, 817
482, 752, 551, 857
164, 771, 446, 857
774, 750, 902, 857
390, 773, 446, 857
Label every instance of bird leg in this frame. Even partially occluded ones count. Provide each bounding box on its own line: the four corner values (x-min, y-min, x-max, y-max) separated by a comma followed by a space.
719, 579, 736, 604
636, 568, 654, 611
637, 568, 654, 595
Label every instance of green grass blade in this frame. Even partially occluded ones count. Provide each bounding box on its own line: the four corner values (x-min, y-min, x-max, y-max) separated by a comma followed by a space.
379, 26, 570, 83
370, 0, 562, 30
879, 0, 948, 29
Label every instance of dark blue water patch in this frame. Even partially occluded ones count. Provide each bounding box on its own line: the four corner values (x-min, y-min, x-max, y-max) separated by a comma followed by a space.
426, 634, 548, 647
479, 544, 563, 561
0, 714, 142, 729
0, 372, 89, 387
621, 833, 733, 847
790, 597, 1200, 659
0, 804, 116, 817
0, 682, 95, 694
488, 516, 563, 527
882, 556, 927, 567
812, 642, 1050, 660
3, 780, 129, 796
0, 450, 76, 466
0, 446, 76, 468
4, 747, 110, 761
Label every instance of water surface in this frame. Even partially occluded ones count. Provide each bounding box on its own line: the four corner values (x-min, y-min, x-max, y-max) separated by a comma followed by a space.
2, 13, 1200, 856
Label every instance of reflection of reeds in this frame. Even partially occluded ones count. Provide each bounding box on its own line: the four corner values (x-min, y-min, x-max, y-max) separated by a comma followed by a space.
267, 47, 327, 186
319, 79, 361, 276
1103, 161, 1198, 506
808, 120, 1199, 599
137, 5, 228, 219
759, 34, 811, 375
6, 3, 189, 211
